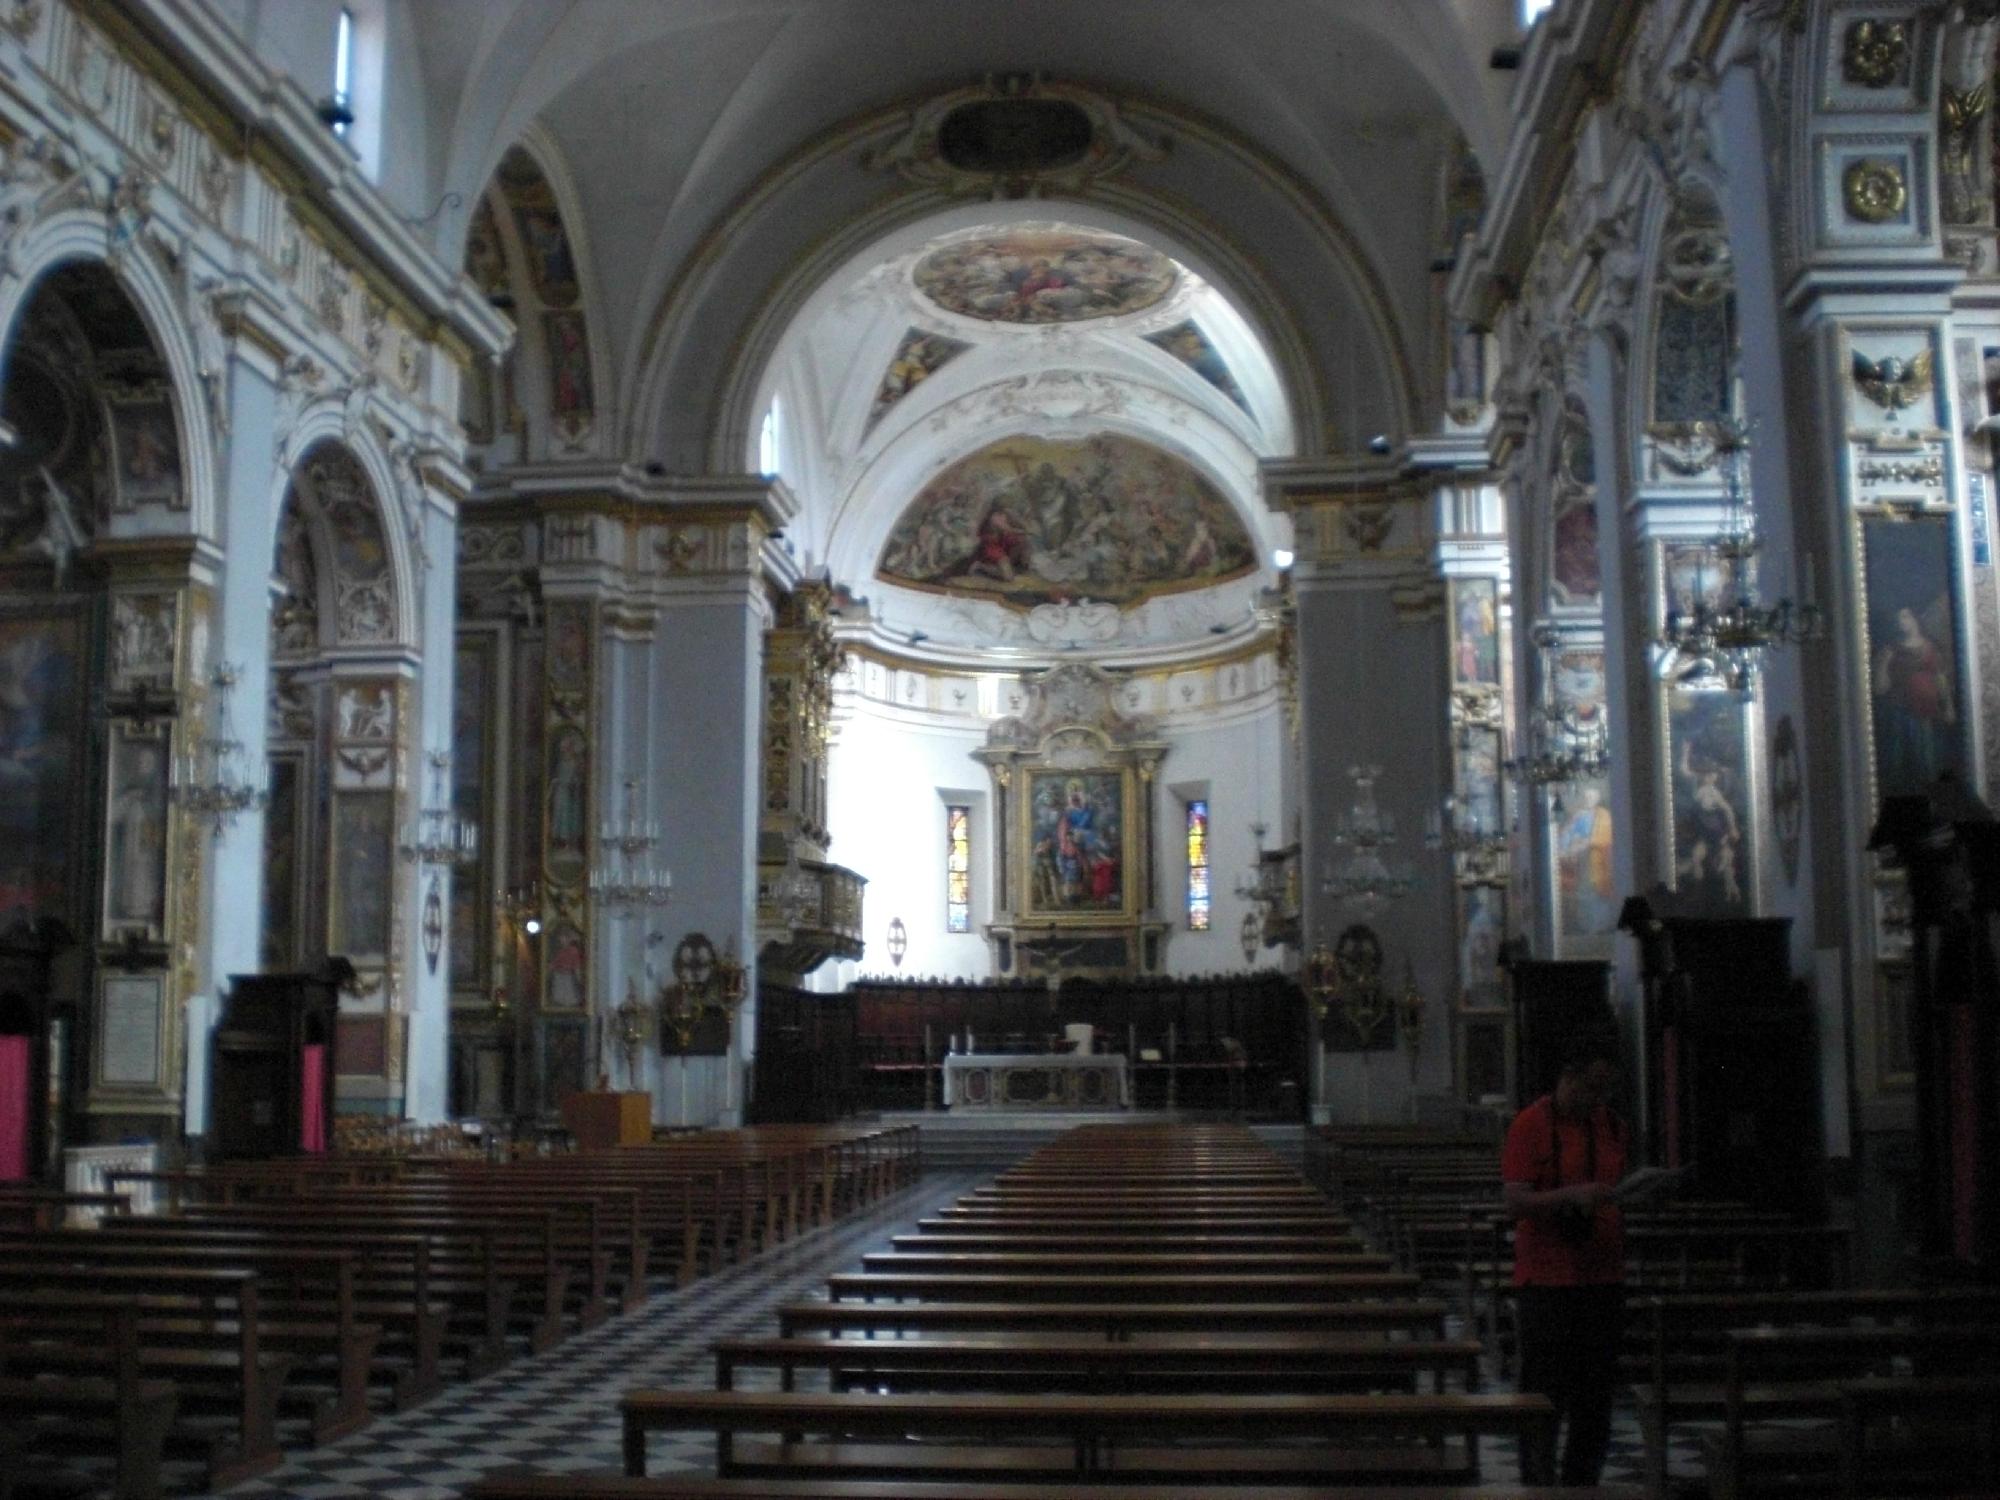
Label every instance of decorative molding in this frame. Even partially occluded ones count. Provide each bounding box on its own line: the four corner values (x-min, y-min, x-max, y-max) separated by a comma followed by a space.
1841, 157, 1908, 222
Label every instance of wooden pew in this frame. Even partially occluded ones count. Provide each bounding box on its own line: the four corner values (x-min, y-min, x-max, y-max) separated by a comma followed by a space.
858, 1250, 1397, 1276
620, 1389, 1559, 1486
1701, 1323, 2000, 1500
1628, 1286, 2000, 1498
0, 1299, 179, 1500
0, 1263, 289, 1488
824, 1271, 1421, 1305
777, 1298, 1450, 1340
0, 1233, 379, 1443
714, 1332, 1485, 1396
471, 1477, 1648, 1500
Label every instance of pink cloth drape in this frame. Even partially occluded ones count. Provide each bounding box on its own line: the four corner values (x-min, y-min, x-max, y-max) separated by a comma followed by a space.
0, 1034, 30, 1181
300, 1043, 327, 1155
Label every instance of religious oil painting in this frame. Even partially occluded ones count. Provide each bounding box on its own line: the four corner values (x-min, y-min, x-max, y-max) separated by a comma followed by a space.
538, 1015, 588, 1115
1144, 319, 1250, 411
546, 726, 588, 877
330, 791, 394, 959
103, 726, 170, 938
1662, 541, 1753, 633
866, 328, 969, 432
0, 611, 83, 931
876, 434, 1256, 610
1667, 686, 1753, 916
1453, 726, 1504, 840
1552, 775, 1617, 960
1652, 287, 1735, 425
1861, 513, 1966, 801
914, 227, 1178, 324
544, 311, 593, 418
1549, 402, 1600, 606
449, 640, 491, 991
1025, 770, 1127, 917
108, 398, 182, 509
261, 755, 302, 970
496, 146, 579, 307
1451, 577, 1500, 687
1458, 885, 1506, 1009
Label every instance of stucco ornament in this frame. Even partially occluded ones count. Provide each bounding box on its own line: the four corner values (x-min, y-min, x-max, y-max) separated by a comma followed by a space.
1842, 158, 1908, 223
1842, 19, 1910, 87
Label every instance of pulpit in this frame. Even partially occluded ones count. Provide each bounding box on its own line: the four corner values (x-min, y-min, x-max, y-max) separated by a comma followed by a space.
210, 961, 347, 1161
560, 1090, 652, 1150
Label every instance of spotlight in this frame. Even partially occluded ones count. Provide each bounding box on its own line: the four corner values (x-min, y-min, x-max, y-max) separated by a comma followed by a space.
523, 917, 542, 936
1369, 434, 1392, 456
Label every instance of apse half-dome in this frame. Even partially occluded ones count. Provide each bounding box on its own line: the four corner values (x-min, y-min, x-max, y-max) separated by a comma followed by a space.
875, 433, 1258, 611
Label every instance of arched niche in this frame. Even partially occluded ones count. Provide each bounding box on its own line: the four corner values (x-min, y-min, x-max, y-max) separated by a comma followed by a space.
458, 136, 603, 463
263, 440, 409, 1114
0, 257, 205, 1138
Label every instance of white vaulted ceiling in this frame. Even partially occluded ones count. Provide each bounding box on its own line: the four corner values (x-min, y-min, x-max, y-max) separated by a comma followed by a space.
219, 0, 1514, 465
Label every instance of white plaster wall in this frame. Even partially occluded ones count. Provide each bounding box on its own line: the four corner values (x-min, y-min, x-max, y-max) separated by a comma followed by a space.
821, 701, 993, 985
819, 688, 1288, 987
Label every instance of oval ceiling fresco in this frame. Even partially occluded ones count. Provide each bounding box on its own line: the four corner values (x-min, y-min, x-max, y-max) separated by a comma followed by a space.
913, 228, 1178, 325
876, 433, 1257, 610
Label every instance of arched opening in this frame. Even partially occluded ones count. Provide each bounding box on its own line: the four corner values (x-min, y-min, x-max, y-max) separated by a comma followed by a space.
1, 259, 188, 1163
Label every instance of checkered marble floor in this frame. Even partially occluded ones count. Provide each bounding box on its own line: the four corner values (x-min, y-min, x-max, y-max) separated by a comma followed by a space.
179, 1165, 1703, 1500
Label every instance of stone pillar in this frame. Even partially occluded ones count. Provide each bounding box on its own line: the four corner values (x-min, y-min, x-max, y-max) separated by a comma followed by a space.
1269, 459, 1456, 1124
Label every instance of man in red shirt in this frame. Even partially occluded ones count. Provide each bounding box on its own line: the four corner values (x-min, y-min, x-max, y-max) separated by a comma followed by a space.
1500, 1028, 1628, 1487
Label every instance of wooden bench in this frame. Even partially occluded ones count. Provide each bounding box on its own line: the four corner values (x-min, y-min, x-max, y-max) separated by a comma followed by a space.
471, 1476, 1647, 1499
0, 1264, 289, 1488
1628, 1286, 2000, 1498
714, 1333, 1484, 1396
620, 1389, 1559, 1485
1698, 1323, 2000, 1500
777, 1297, 1448, 1341
1835, 1372, 2000, 1498
825, 1271, 1420, 1305
858, 1250, 1397, 1276
0, 1233, 380, 1443
0, 1299, 179, 1500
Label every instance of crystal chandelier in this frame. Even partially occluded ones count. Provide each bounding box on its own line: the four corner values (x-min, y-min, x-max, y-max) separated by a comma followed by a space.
170, 663, 267, 834
1657, 421, 1824, 692
1321, 766, 1416, 911
400, 751, 479, 866
589, 778, 673, 910
1504, 624, 1610, 792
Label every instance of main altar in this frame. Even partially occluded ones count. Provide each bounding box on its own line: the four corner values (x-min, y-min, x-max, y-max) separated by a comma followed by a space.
943, 1052, 1130, 1111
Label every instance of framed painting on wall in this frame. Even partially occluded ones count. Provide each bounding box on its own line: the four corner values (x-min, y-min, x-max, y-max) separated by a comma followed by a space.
1859, 512, 1966, 804
1549, 776, 1616, 960
1664, 686, 1756, 917
1021, 768, 1133, 919
0, 608, 86, 933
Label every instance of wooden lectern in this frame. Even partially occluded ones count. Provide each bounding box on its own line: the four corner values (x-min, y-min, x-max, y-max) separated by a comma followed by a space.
561, 1090, 651, 1151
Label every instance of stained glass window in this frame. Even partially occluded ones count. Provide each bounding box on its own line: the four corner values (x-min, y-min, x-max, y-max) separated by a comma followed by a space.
1186, 798, 1211, 931
946, 804, 971, 933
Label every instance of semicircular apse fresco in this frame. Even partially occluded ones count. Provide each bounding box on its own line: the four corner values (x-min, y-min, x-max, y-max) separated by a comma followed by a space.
913, 228, 1178, 325
875, 433, 1258, 610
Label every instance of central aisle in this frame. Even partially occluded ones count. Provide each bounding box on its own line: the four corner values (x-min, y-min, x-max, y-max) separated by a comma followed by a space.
220, 1168, 990, 1500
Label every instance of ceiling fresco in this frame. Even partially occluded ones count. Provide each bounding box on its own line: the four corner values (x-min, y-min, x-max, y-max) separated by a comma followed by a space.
876, 433, 1257, 610
913, 228, 1179, 325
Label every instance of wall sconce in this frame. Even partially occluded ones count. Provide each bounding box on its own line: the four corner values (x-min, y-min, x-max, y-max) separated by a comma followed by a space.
1239, 909, 1262, 966
887, 917, 909, 969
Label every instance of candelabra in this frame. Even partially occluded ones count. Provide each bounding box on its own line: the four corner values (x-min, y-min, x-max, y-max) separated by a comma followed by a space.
1505, 624, 1611, 793
400, 751, 479, 865
1425, 793, 1509, 881
1321, 767, 1416, 911
1657, 422, 1824, 692
589, 779, 673, 910
170, 663, 267, 834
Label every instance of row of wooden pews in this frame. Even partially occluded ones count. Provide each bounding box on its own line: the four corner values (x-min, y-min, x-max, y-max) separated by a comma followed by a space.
1317, 1122, 2000, 1500
471, 1121, 1644, 1500
0, 1122, 914, 1498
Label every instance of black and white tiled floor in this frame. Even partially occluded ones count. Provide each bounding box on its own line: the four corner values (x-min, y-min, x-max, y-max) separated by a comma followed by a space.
173, 1166, 1705, 1499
